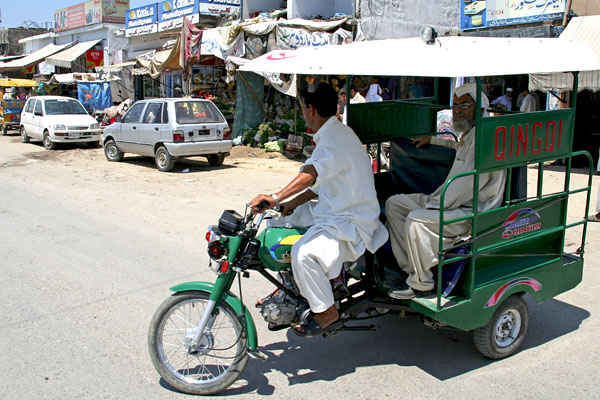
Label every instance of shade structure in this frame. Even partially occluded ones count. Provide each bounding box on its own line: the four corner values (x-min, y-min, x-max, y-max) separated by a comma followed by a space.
239, 36, 600, 78
45, 39, 103, 68
0, 43, 73, 71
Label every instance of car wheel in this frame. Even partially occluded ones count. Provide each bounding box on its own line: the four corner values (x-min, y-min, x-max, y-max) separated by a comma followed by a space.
21, 126, 30, 143
473, 294, 529, 360
206, 154, 225, 167
43, 132, 57, 150
155, 146, 174, 172
104, 139, 123, 162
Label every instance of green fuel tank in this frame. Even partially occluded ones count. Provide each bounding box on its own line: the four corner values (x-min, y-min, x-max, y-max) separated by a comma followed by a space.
256, 225, 308, 271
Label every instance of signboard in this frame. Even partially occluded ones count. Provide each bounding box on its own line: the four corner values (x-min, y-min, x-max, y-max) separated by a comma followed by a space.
125, 3, 158, 37
460, 0, 566, 31
199, 0, 240, 15
158, 0, 199, 32
54, 0, 128, 31
86, 49, 105, 69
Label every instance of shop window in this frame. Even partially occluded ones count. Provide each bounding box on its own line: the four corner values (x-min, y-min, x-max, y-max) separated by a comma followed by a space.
143, 76, 160, 98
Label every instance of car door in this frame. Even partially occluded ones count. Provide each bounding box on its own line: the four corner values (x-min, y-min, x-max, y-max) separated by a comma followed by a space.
21, 98, 35, 135
31, 99, 44, 139
138, 102, 165, 156
118, 102, 145, 153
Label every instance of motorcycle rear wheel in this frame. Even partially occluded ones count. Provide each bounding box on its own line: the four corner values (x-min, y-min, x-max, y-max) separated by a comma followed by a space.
148, 291, 249, 395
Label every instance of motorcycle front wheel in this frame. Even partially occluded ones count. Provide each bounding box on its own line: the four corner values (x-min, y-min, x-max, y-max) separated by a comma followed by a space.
148, 291, 249, 395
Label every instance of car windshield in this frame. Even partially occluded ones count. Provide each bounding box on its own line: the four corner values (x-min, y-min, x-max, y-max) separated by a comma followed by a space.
175, 101, 224, 124
44, 99, 88, 115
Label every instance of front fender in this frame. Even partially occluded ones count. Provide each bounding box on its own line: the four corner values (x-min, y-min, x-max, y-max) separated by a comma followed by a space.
170, 281, 258, 351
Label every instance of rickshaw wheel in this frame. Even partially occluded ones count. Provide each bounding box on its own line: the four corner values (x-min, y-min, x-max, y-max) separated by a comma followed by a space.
2, 124, 7, 136
474, 294, 529, 360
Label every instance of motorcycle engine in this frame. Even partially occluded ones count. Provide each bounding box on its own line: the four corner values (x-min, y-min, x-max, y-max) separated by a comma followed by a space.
257, 272, 309, 326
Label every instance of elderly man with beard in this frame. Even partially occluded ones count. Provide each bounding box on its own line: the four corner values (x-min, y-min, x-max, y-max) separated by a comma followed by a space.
385, 83, 506, 299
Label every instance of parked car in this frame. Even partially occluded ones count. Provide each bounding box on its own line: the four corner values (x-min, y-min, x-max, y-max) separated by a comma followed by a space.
20, 96, 102, 150
102, 98, 232, 172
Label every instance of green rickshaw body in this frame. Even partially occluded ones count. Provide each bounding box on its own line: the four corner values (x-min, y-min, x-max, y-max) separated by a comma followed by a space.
348, 79, 590, 332
257, 226, 308, 271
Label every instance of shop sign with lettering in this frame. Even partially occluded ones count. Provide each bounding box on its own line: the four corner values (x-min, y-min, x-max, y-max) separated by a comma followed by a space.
460, 0, 566, 31
158, 0, 199, 32
126, 3, 158, 37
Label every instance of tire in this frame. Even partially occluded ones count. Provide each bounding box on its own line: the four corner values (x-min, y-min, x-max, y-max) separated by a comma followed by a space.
206, 154, 225, 167
21, 126, 30, 143
2, 124, 7, 136
87, 141, 100, 148
155, 146, 174, 172
104, 140, 123, 162
474, 294, 529, 360
43, 132, 57, 150
148, 291, 249, 395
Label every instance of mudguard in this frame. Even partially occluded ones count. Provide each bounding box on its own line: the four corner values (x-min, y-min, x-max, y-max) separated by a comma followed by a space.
170, 281, 258, 351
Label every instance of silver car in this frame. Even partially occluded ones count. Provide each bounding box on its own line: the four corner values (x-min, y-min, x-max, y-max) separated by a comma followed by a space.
102, 98, 232, 172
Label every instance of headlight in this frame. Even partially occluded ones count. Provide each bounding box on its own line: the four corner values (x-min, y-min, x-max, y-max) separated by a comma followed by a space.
53, 124, 66, 130
90, 123, 99, 129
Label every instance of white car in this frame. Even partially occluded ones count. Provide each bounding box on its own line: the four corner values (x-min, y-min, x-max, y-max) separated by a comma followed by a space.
20, 96, 102, 150
102, 98, 232, 172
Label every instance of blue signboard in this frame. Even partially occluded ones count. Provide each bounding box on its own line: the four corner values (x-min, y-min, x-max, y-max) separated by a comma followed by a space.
460, 0, 566, 31
126, 3, 159, 37
199, 0, 240, 15
158, 0, 199, 32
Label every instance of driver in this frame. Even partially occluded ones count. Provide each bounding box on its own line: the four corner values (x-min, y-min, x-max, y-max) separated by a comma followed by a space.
251, 82, 388, 337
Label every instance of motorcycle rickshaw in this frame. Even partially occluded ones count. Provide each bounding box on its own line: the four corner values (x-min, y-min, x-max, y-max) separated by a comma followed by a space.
148, 35, 600, 395
0, 78, 38, 135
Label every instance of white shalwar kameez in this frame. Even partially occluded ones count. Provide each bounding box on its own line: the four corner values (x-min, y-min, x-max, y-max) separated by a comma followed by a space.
385, 127, 506, 291
277, 116, 388, 313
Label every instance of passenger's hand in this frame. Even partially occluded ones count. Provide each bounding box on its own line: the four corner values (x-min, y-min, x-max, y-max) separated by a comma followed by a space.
412, 136, 432, 148
250, 194, 275, 214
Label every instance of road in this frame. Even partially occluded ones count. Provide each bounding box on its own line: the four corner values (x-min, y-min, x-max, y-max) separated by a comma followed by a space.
0, 131, 599, 399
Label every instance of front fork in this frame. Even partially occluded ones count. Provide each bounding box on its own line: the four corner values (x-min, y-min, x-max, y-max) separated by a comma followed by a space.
190, 272, 237, 348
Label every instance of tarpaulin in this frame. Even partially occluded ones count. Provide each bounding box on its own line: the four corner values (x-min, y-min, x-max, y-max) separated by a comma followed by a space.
233, 71, 264, 138
181, 16, 203, 68
78, 82, 112, 111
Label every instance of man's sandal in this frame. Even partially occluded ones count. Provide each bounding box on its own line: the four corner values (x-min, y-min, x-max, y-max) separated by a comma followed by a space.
292, 315, 343, 338
587, 214, 600, 222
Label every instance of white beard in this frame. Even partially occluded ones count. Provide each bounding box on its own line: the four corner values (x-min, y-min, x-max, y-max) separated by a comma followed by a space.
452, 119, 474, 134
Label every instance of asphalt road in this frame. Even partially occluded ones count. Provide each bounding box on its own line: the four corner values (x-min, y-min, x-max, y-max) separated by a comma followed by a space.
0, 131, 599, 399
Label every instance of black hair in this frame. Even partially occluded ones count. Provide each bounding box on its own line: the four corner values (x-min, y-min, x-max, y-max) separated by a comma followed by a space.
350, 84, 359, 92
300, 82, 337, 118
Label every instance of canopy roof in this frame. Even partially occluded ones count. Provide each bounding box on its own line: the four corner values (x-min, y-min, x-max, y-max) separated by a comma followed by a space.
530, 16, 600, 92
0, 78, 38, 87
0, 43, 73, 71
239, 36, 600, 78
45, 39, 102, 68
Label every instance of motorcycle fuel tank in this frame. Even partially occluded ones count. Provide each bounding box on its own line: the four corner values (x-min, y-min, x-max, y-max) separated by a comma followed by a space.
257, 226, 308, 271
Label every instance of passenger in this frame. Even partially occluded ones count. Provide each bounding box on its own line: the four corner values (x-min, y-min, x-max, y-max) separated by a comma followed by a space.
491, 87, 513, 111
250, 82, 388, 336
385, 83, 507, 299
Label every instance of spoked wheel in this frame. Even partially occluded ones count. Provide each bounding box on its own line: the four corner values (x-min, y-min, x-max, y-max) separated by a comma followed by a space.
474, 294, 529, 359
148, 291, 249, 395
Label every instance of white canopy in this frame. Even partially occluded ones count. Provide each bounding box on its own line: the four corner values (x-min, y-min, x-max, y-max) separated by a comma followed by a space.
0, 43, 73, 71
45, 39, 102, 68
239, 36, 600, 78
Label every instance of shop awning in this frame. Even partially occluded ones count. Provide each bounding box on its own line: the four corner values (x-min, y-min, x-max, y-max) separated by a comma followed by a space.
0, 42, 73, 71
46, 72, 120, 85
530, 16, 600, 92
45, 39, 102, 68
134, 43, 182, 78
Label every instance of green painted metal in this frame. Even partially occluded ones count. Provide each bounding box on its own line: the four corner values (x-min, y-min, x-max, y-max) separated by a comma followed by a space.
169, 281, 259, 351
257, 226, 308, 271
348, 98, 442, 144
476, 109, 574, 172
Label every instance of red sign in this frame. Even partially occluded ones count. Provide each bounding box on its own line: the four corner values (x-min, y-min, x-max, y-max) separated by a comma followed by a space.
86, 50, 104, 69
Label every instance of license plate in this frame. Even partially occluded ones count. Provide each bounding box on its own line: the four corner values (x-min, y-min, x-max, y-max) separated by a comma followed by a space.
197, 129, 210, 135
70, 132, 80, 139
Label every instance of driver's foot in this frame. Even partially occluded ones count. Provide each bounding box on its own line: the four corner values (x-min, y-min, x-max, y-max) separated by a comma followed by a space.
293, 305, 339, 333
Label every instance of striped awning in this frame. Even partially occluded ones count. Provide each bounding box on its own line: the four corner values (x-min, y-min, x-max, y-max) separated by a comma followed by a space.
530, 16, 600, 92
